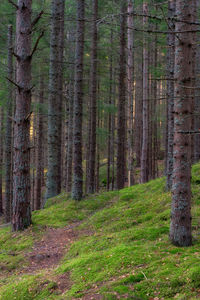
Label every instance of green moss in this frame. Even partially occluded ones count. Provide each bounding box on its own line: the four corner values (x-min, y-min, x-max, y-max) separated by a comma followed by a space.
1, 164, 200, 299
0, 275, 58, 300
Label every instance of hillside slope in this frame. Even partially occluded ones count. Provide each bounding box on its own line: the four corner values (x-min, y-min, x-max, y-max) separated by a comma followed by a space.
0, 165, 200, 299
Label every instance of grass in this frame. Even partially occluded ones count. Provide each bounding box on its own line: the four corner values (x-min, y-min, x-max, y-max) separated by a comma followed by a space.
0, 164, 200, 299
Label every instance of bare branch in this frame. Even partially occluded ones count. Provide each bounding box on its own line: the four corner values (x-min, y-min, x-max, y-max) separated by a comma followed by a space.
31, 11, 44, 29
6, 77, 21, 91
30, 31, 44, 58
25, 111, 33, 121
8, 0, 18, 9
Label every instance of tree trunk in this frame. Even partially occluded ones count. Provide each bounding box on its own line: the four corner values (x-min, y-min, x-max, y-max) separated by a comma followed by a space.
107, 29, 113, 191
170, 0, 196, 247
134, 50, 143, 168
5, 25, 13, 221
127, 0, 134, 186
12, 0, 32, 231
57, 0, 65, 192
88, 0, 98, 194
166, 0, 175, 190
35, 76, 44, 210
0, 107, 4, 216
141, 2, 149, 183
116, 3, 127, 190
45, 0, 64, 201
71, 0, 85, 200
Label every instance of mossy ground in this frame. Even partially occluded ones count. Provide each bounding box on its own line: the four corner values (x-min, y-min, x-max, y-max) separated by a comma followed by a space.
0, 164, 200, 299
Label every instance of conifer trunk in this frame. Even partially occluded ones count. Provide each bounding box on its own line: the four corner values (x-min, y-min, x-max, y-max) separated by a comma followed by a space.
72, 0, 85, 200
12, 0, 32, 231
116, 3, 127, 190
166, 0, 175, 190
141, 2, 149, 183
46, 0, 64, 200
35, 76, 44, 210
88, 0, 98, 194
127, 0, 134, 186
5, 25, 13, 221
0, 107, 3, 215
170, 0, 195, 247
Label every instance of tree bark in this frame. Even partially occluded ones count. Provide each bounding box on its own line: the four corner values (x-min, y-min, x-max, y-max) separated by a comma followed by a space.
46, 0, 64, 200
5, 25, 13, 221
57, 0, 65, 192
88, 0, 98, 194
170, 0, 195, 247
166, 0, 175, 190
71, 0, 85, 200
116, 3, 127, 190
35, 76, 44, 210
12, 0, 32, 231
141, 2, 149, 183
127, 0, 135, 186
0, 107, 4, 216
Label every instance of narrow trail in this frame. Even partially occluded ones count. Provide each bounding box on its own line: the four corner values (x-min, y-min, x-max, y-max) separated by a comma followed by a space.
21, 223, 80, 274
18, 222, 103, 299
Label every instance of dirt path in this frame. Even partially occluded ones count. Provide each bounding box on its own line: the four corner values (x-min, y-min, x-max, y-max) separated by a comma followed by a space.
21, 223, 80, 274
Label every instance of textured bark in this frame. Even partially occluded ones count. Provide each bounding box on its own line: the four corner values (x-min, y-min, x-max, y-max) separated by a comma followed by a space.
170, 0, 195, 247
194, 7, 200, 162
46, 0, 64, 200
35, 76, 44, 210
88, 0, 98, 194
71, 0, 85, 200
116, 3, 127, 190
127, 0, 134, 186
57, 0, 65, 192
107, 29, 113, 191
152, 36, 158, 179
0, 107, 4, 215
141, 2, 149, 183
12, 0, 32, 231
134, 51, 143, 168
166, 0, 175, 190
5, 25, 13, 221
66, 79, 74, 193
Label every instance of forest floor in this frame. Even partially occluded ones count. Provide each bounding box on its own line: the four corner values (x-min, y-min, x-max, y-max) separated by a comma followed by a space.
0, 165, 200, 299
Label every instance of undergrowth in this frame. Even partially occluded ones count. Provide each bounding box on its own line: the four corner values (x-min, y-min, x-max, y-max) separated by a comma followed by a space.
0, 164, 200, 299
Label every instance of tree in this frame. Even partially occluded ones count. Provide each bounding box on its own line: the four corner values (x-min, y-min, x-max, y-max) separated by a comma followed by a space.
127, 0, 135, 186
170, 0, 196, 247
12, 0, 33, 231
116, 2, 127, 190
71, 0, 85, 200
141, 2, 149, 183
5, 24, 13, 222
166, 0, 175, 190
88, 0, 98, 194
45, 0, 64, 200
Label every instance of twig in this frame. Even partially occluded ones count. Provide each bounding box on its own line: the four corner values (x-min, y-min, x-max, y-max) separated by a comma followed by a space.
141, 271, 148, 280
31, 10, 44, 28
30, 31, 44, 58
8, 0, 18, 9
6, 77, 21, 90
